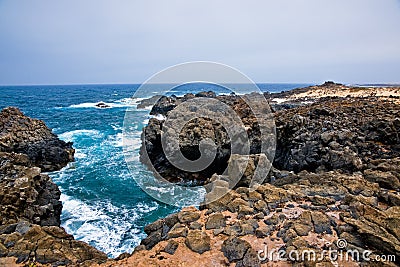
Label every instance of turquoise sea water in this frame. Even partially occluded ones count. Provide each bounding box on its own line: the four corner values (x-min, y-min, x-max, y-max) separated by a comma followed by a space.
0, 83, 310, 257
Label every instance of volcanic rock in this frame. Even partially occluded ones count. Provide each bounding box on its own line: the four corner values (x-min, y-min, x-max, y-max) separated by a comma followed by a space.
185, 230, 211, 254
0, 107, 107, 266
0, 107, 74, 172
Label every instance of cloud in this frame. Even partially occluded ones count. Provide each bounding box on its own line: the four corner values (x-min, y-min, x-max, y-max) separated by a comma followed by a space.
0, 0, 399, 84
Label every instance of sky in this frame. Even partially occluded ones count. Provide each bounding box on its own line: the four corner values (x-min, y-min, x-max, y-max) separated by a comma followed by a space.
0, 0, 399, 85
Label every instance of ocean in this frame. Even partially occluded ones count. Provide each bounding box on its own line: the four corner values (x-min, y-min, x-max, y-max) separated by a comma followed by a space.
0, 83, 310, 257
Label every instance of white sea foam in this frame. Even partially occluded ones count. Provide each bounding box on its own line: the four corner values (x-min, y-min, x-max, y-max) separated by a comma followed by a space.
123, 136, 142, 151
111, 124, 122, 131
59, 129, 103, 142
74, 149, 87, 159
151, 114, 166, 121
113, 97, 138, 106
141, 113, 166, 126
102, 132, 124, 148
69, 102, 105, 108
68, 97, 138, 109
272, 98, 288, 104
60, 193, 158, 258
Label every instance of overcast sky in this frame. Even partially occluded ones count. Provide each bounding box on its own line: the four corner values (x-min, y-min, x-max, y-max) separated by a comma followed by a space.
0, 0, 399, 85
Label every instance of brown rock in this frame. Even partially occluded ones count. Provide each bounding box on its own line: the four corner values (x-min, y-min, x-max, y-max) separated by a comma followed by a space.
177, 209, 201, 224
226, 198, 249, 213
167, 223, 188, 239
205, 213, 226, 230
311, 211, 332, 234
293, 223, 312, 236
189, 221, 203, 230
185, 230, 210, 254
364, 169, 400, 190
255, 225, 272, 238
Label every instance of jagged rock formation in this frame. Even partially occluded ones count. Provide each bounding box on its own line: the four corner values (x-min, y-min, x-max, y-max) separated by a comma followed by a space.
274, 97, 400, 173
0, 107, 74, 172
0, 152, 62, 227
0, 107, 107, 266
140, 93, 274, 185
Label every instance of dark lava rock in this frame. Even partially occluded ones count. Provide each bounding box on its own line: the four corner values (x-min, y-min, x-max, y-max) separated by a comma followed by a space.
0, 107, 107, 266
0, 152, 62, 227
140, 93, 275, 184
95, 102, 110, 108
221, 237, 252, 262
274, 98, 400, 173
141, 228, 163, 249
195, 91, 216, 98
0, 107, 74, 172
144, 218, 165, 234
137, 95, 163, 109
164, 240, 179, 255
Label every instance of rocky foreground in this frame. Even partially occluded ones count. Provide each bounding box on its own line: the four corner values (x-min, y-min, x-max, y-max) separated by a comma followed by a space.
0, 83, 399, 266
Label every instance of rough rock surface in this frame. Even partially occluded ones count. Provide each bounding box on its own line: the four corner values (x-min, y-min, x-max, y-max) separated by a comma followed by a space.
0, 152, 62, 226
274, 97, 399, 173
104, 169, 399, 266
0, 107, 107, 266
140, 92, 275, 184
0, 107, 74, 172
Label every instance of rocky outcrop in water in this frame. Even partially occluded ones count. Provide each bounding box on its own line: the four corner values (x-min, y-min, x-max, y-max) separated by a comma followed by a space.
140, 93, 274, 184
0, 107, 107, 266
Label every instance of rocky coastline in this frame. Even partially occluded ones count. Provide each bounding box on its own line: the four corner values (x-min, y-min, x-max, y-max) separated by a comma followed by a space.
1, 82, 399, 266
0, 107, 107, 266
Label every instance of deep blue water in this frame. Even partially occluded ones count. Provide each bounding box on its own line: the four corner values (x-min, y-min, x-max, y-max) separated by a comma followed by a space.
0, 83, 310, 257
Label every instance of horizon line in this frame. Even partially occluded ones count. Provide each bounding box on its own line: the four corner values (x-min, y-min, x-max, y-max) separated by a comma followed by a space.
1, 81, 399, 87
0, 82, 316, 87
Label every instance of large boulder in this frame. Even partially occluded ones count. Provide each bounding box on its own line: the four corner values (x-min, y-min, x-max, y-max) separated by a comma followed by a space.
140, 93, 275, 185
185, 230, 211, 254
